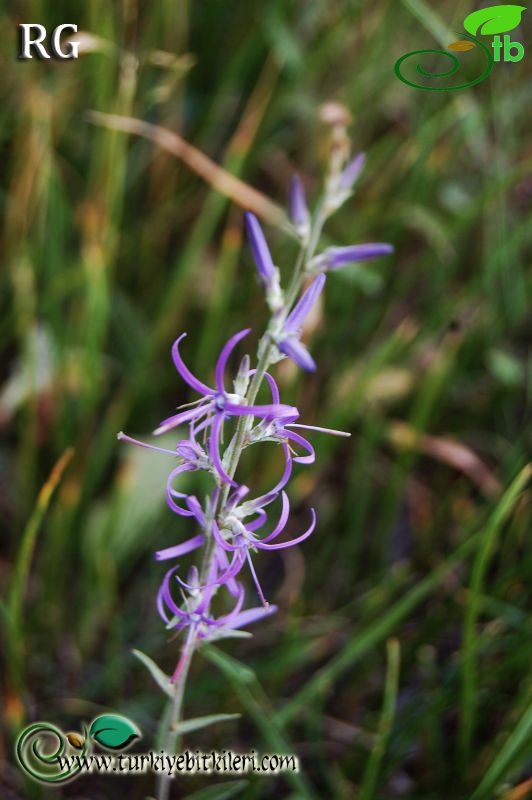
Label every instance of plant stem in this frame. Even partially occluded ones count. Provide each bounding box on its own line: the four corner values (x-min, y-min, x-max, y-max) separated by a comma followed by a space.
156, 626, 197, 800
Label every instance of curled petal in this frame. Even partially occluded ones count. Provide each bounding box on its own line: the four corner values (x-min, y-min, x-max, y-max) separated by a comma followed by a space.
225, 484, 251, 512
278, 337, 317, 373
215, 329, 251, 394
155, 534, 205, 561
255, 491, 290, 543
157, 566, 190, 626
171, 333, 213, 396
209, 413, 237, 486
174, 549, 244, 591
256, 507, 317, 550
212, 519, 237, 553
213, 582, 246, 626
250, 443, 293, 509
166, 463, 197, 516
244, 508, 267, 531
284, 429, 315, 464
216, 549, 243, 596
185, 495, 206, 526
260, 370, 281, 404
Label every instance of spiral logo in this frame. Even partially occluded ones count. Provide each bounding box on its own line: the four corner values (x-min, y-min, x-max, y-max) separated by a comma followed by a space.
15, 722, 90, 784
395, 5, 526, 91
395, 32, 493, 91
15, 714, 140, 784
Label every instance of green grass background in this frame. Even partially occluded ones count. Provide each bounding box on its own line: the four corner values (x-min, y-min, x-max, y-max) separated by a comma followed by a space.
0, 1, 530, 798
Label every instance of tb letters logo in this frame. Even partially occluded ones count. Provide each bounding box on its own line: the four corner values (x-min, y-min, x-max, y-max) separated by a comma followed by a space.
395, 4, 526, 90
18, 23, 79, 60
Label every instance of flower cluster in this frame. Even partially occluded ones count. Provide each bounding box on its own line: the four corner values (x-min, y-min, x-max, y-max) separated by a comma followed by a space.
119, 151, 393, 684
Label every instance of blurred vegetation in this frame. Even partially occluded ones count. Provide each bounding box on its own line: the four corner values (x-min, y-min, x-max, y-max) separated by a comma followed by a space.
0, 1, 531, 798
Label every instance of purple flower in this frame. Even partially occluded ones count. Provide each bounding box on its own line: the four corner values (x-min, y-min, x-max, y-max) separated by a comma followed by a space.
212, 492, 317, 606
245, 213, 274, 285
277, 274, 326, 372
338, 152, 366, 191
313, 243, 394, 271
289, 175, 310, 238
157, 567, 276, 680
250, 370, 350, 464
245, 214, 283, 312
118, 432, 211, 517
154, 329, 298, 485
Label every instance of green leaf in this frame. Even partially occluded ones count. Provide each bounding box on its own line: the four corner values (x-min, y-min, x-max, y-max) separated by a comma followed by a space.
183, 779, 248, 800
204, 647, 256, 685
463, 5, 526, 36
89, 714, 141, 750
172, 713, 241, 734
470, 701, 532, 800
132, 648, 173, 697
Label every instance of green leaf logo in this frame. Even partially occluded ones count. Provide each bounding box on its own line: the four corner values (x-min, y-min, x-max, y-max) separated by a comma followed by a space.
89, 715, 140, 750
464, 5, 526, 36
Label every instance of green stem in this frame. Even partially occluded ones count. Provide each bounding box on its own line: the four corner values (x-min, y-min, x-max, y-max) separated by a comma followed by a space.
156, 626, 197, 800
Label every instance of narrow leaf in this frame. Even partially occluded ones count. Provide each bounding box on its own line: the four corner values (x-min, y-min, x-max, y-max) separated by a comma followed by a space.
470, 702, 532, 800
132, 648, 173, 697
204, 647, 256, 685
459, 465, 531, 768
172, 713, 241, 734
204, 646, 319, 800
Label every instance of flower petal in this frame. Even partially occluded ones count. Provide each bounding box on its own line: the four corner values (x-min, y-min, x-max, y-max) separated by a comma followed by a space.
225, 400, 299, 420
117, 432, 180, 456
256, 507, 316, 550
289, 175, 310, 235
154, 404, 209, 437
338, 152, 366, 190
166, 463, 197, 516
324, 243, 394, 269
171, 333, 213, 396
283, 429, 315, 464
221, 604, 278, 631
245, 213, 275, 284
155, 534, 205, 561
278, 337, 317, 372
284, 273, 326, 334
209, 413, 237, 486
256, 491, 290, 543
156, 566, 190, 626
215, 329, 251, 394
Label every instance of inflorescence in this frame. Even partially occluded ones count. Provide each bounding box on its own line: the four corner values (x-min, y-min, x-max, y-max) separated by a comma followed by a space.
118, 147, 393, 684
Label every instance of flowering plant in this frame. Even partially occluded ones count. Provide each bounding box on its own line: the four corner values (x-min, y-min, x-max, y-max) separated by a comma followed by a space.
119, 122, 393, 799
